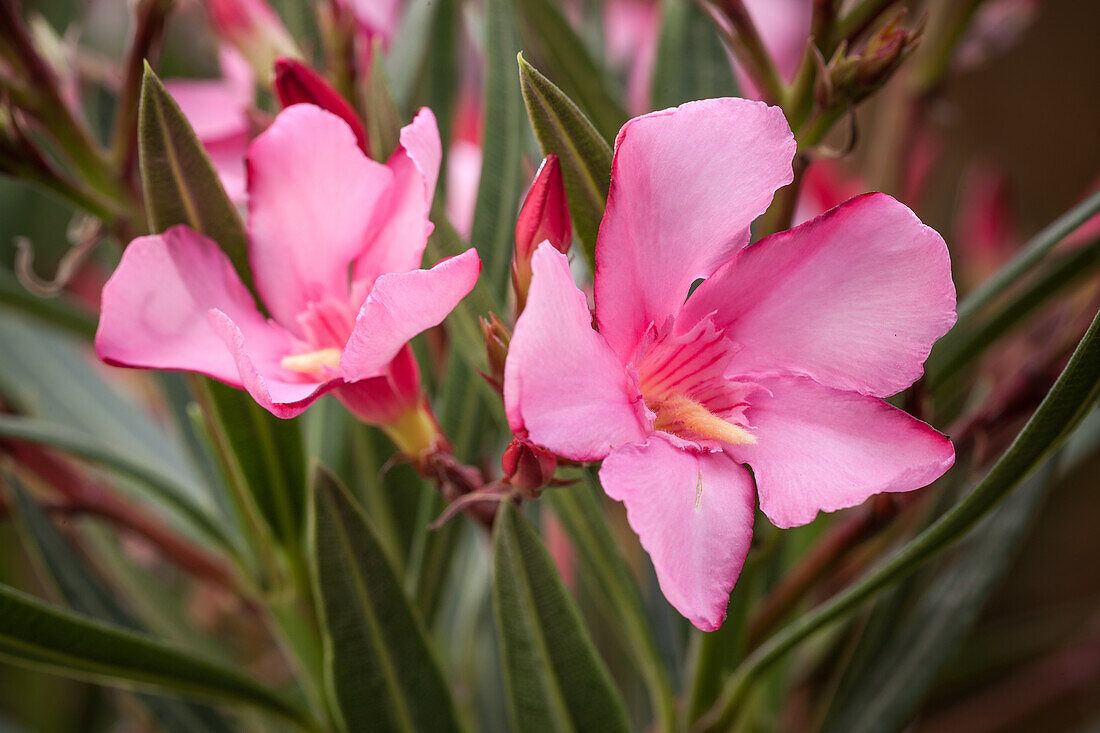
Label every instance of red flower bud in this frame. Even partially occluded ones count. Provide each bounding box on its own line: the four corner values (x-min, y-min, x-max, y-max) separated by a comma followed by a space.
502, 439, 557, 495
513, 155, 571, 311
274, 57, 368, 153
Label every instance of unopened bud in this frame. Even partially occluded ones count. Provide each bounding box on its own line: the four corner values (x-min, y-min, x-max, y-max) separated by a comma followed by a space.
819, 11, 923, 108
274, 58, 368, 152
204, 0, 301, 81
502, 439, 557, 496
480, 313, 511, 394
513, 155, 571, 311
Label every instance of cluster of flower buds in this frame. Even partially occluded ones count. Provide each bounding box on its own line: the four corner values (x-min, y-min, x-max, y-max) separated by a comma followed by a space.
816, 10, 926, 110
501, 439, 557, 498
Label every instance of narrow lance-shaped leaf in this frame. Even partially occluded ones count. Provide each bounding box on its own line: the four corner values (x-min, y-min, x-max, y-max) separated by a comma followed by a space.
547, 473, 676, 732
820, 458, 1057, 733
651, 0, 740, 109
493, 502, 632, 733
137, 63, 255, 298
471, 0, 526, 300
0, 414, 236, 555
697, 305, 1100, 732
927, 235, 1100, 388
308, 464, 461, 733
518, 54, 613, 270
513, 0, 627, 142
5, 471, 237, 733
0, 581, 312, 727
363, 45, 404, 162
197, 379, 307, 548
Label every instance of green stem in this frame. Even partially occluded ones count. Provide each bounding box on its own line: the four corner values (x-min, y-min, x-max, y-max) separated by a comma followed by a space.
695, 306, 1100, 732
957, 187, 1100, 324
709, 0, 787, 105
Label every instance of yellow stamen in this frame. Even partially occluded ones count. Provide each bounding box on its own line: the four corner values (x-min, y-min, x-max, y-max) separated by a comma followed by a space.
280, 348, 342, 374
652, 394, 757, 446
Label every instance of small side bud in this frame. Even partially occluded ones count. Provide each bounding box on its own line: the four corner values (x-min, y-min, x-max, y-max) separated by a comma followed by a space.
480, 313, 511, 394
512, 155, 571, 312
204, 0, 301, 82
274, 58, 368, 152
502, 439, 557, 496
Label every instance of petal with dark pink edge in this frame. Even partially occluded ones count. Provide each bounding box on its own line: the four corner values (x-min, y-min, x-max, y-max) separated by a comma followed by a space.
727, 375, 955, 529
247, 104, 392, 331
600, 435, 756, 631
209, 310, 336, 418
353, 108, 442, 288
504, 243, 647, 462
594, 98, 794, 362
340, 248, 481, 381
682, 194, 956, 398
96, 226, 291, 387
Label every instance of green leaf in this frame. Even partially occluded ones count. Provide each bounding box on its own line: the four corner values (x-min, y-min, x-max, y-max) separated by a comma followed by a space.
518, 54, 612, 269
513, 0, 627, 143
492, 502, 631, 733
547, 473, 676, 732
820, 458, 1056, 733
0, 414, 236, 556
927, 235, 1100, 388
363, 46, 404, 162
197, 378, 306, 547
5, 470, 238, 733
425, 211, 509, 458
697, 305, 1100, 732
956, 186, 1100, 323
471, 0, 526, 301
0, 581, 313, 728
651, 0, 740, 109
308, 465, 461, 733
137, 63, 255, 297
0, 268, 96, 340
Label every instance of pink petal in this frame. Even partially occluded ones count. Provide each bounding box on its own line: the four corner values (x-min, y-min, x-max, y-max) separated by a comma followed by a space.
353, 108, 442, 288
504, 243, 647, 462
96, 226, 291, 387
339, 248, 481, 381
209, 309, 336, 418
683, 193, 957, 397
165, 79, 250, 142
599, 435, 756, 631
335, 344, 420, 424
594, 98, 795, 362
444, 140, 482, 240
728, 375, 955, 529
247, 104, 392, 331
205, 133, 249, 206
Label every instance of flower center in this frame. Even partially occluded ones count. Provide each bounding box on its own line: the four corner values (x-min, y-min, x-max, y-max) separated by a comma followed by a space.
650, 394, 756, 445
280, 347, 342, 374
634, 317, 757, 447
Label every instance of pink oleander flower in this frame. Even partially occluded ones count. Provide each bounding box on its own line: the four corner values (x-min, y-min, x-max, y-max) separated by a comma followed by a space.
603, 0, 662, 115
96, 104, 480, 452
504, 98, 956, 630
166, 47, 255, 205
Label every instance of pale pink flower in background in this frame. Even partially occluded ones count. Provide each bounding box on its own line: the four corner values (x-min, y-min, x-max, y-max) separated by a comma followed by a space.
603, 0, 662, 115
166, 47, 255, 205
792, 158, 864, 226
504, 98, 956, 630
445, 91, 483, 239
97, 104, 480, 428
203, 0, 300, 79
734, 0, 812, 100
